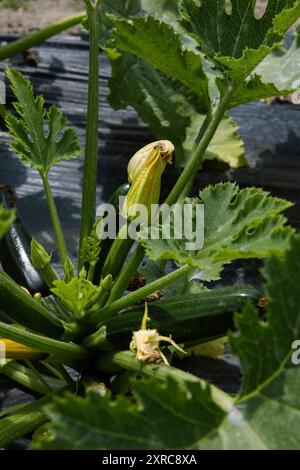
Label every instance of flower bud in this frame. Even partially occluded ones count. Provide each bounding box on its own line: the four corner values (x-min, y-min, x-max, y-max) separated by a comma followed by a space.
31, 239, 58, 288
123, 140, 174, 221
128, 140, 174, 184
31, 238, 51, 270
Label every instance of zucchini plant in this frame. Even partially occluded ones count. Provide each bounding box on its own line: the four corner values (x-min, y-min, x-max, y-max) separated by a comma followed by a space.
0, 0, 300, 450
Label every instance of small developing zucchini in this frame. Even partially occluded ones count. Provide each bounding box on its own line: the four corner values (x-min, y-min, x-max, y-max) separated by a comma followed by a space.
0, 185, 49, 295
84, 284, 259, 350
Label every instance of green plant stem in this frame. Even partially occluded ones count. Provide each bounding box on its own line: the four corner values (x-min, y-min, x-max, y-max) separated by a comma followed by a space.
180, 107, 213, 199
0, 403, 26, 419
40, 171, 69, 268
110, 88, 234, 299
42, 361, 72, 384
0, 361, 65, 395
102, 224, 134, 278
40, 261, 59, 288
95, 350, 233, 413
0, 386, 71, 449
107, 243, 144, 303
0, 395, 50, 449
87, 264, 191, 327
0, 12, 86, 62
79, 2, 100, 270
166, 88, 233, 205
0, 321, 89, 362
87, 262, 96, 282
24, 360, 53, 394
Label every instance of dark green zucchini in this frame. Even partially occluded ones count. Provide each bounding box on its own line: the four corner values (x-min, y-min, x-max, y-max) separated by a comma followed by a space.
84, 284, 259, 350
93, 183, 130, 282
0, 185, 49, 295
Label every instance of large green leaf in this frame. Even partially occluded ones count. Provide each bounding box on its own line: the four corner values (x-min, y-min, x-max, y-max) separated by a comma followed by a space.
112, 15, 210, 108
33, 236, 300, 450
32, 377, 227, 450
110, 2, 300, 109
184, 112, 245, 167
140, 182, 294, 281
32, 367, 300, 449
0, 205, 14, 239
256, 26, 300, 92
230, 235, 300, 397
220, 27, 300, 108
95, 0, 181, 47
181, 0, 300, 77
5, 68, 81, 174
108, 50, 245, 167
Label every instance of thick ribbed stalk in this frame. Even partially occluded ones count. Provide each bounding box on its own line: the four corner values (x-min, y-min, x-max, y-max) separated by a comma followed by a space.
96, 351, 233, 413
40, 172, 69, 268
0, 12, 86, 62
0, 361, 65, 395
0, 395, 50, 448
0, 386, 71, 448
0, 321, 89, 361
79, 1, 101, 269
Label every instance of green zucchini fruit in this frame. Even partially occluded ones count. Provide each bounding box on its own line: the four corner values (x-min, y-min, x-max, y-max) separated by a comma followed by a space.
0, 185, 49, 295
84, 284, 259, 350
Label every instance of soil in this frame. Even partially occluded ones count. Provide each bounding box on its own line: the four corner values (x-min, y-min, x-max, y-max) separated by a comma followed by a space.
0, 0, 83, 34
0, 0, 268, 34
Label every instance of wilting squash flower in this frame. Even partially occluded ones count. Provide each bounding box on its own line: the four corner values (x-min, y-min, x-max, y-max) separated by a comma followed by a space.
123, 140, 174, 221
130, 303, 186, 365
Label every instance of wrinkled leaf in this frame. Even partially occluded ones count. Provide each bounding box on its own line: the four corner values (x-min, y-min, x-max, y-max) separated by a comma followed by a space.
141, 182, 294, 281
112, 16, 210, 108
184, 113, 245, 167
181, 0, 300, 78
95, 0, 181, 47
110, 2, 300, 109
230, 235, 300, 396
108, 50, 245, 167
256, 26, 300, 92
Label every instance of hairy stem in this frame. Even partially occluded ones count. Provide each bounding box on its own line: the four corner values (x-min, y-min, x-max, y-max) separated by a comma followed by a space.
79, 1, 101, 269
40, 172, 69, 268
0, 12, 86, 62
